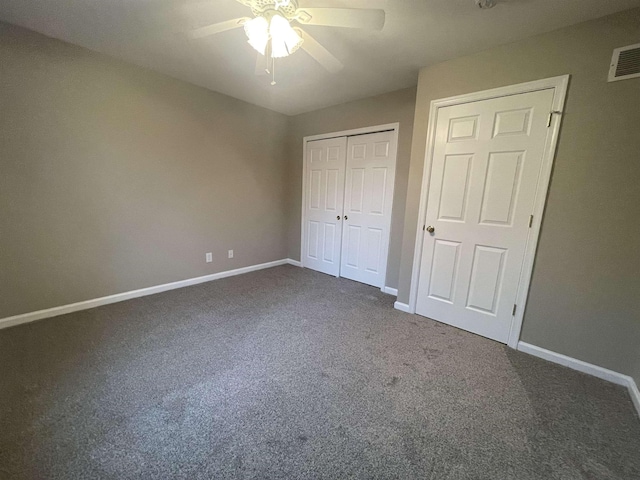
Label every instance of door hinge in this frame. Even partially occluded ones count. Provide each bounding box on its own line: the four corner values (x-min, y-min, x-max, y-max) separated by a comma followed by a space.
512, 304, 517, 316
547, 110, 562, 128
528, 215, 534, 228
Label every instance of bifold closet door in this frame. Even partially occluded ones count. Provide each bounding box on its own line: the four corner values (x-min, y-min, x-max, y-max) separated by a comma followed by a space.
340, 131, 397, 288
303, 137, 347, 276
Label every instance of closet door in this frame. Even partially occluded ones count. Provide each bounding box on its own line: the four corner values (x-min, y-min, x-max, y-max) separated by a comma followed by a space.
302, 137, 347, 276
340, 131, 397, 288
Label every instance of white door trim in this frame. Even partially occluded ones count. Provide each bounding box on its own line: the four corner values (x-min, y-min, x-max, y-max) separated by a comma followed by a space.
407, 75, 570, 349
301, 123, 400, 291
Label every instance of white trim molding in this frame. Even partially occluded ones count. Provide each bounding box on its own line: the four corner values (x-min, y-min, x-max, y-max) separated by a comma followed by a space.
383, 286, 398, 296
394, 301, 411, 313
630, 381, 640, 418
303, 123, 400, 143
0, 259, 298, 331
287, 259, 302, 267
518, 342, 640, 417
407, 75, 570, 349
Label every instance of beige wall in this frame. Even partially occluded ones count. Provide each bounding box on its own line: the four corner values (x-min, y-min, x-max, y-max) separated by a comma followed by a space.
398, 9, 640, 382
285, 87, 417, 289
0, 23, 290, 318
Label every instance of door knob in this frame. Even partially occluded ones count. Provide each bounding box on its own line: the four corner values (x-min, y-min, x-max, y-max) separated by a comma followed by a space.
426, 226, 435, 233
337, 216, 341, 220
344, 215, 348, 220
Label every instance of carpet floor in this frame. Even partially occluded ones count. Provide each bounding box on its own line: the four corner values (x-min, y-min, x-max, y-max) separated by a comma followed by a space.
0, 265, 638, 479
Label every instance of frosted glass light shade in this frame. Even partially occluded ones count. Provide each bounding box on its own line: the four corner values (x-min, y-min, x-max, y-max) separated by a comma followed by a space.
244, 16, 269, 55
269, 14, 303, 58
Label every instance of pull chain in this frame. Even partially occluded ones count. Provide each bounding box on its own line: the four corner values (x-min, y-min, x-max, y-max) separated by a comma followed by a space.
265, 41, 271, 74
271, 56, 276, 86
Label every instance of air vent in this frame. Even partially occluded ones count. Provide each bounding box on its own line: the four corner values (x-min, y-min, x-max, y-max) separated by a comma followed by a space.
608, 43, 640, 82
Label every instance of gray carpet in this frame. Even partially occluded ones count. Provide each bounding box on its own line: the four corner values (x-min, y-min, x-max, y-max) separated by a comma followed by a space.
0, 265, 638, 480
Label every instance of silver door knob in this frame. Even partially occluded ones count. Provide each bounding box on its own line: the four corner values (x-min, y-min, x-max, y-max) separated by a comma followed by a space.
426, 226, 435, 233
337, 216, 341, 220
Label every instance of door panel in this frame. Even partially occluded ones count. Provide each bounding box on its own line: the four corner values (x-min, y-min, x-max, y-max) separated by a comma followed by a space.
438, 154, 473, 222
428, 240, 461, 303
325, 169, 340, 211
465, 245, 507, 314
340, 131, 396, 288
303, 137, 346, 276
479, 151, 524, 225
365, 227, 383, 273
322, 223, 337, 263
307, 221, 320, 260
345, 225, 361, 268
370, 168, 387, 214
416, 89, 555, 343
349, 169, 366, 212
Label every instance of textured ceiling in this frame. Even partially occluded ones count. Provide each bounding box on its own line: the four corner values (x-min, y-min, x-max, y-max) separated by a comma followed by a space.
1, 0, 639, 115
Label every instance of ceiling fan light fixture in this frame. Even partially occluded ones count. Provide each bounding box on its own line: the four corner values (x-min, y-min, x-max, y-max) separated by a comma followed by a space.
189, 1, 384, 76
269, 13, 303, 58
244, 15, 269, 55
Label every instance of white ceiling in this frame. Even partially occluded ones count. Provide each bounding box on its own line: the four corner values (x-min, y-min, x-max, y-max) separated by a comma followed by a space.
1, 0, 639, 115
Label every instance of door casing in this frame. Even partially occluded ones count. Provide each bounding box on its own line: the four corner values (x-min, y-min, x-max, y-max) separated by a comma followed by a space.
301, 123, 400, 294
406, 76, 570, 348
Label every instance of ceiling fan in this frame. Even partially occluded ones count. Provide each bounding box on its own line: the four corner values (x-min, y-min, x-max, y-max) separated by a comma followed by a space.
187, 0, 386, 83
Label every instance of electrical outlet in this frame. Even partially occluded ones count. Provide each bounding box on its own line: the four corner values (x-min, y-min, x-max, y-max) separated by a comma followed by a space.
228, 250, 234, 259
206, 252, 212, 263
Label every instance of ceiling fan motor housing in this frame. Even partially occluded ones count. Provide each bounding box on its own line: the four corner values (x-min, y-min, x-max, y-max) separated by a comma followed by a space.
246, 0, 299, 18
475, 0, 496, 9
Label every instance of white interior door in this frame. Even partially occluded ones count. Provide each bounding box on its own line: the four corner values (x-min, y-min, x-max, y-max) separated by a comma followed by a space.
416, 89, 555, 343
303, 137, 347, 276
340, 131, 397, 288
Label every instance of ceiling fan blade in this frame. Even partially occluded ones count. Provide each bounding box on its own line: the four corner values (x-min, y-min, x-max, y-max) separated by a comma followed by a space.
298, 29, 344, 73
188, 17, 250, 40
295, 8, 385, 30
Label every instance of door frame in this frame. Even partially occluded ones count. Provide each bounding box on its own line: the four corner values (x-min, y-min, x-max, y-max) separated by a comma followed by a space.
407, 76, 570, 348
301, 123, 400, 292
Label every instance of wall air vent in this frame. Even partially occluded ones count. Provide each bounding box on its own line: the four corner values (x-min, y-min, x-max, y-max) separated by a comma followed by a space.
608, 43, 640, 82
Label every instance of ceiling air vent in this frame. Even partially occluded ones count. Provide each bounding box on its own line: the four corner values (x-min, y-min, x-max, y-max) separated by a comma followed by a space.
608, 43, 640, 82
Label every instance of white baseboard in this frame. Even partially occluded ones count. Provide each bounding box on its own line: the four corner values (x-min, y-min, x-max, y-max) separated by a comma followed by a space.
629, 380, 640, 418
517, 342, 629, 385
394, 301, 411, 313
383, 286, 398, 296
518, 342, 640, 417
0, 259, 296, 331
287, 259, 302, 267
